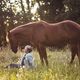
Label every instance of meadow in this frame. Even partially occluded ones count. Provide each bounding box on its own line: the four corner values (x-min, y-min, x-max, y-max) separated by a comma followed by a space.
0, 47, 80, 80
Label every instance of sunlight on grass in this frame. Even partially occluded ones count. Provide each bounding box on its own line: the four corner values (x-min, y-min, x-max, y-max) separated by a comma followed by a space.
0, 47, 80, 80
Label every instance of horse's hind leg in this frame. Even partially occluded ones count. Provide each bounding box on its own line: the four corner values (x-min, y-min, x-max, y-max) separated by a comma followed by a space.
70, 44, 77, 64
37, 44, 48, 66
77, 42, 80, 64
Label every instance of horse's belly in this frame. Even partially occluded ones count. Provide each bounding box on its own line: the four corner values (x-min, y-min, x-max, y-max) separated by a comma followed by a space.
44, 39, 68, 49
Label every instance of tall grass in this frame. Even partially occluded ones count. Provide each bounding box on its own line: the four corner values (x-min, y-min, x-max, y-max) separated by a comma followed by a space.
0, 47, 80, 80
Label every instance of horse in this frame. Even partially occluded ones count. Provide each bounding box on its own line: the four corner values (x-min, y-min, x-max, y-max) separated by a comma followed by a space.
8, 20, 80, 66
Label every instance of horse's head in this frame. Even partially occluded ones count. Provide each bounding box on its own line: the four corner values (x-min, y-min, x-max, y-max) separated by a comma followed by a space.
8, 31, 18, 53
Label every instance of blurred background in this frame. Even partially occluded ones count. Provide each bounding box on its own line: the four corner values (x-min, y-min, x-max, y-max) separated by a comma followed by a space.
0, 0, 80, 48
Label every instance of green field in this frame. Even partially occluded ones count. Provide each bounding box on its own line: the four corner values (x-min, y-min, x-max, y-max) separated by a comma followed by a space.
0, 47, 80, 80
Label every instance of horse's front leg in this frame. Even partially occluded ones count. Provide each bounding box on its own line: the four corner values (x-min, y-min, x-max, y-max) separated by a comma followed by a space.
37, 44, 48, 66
70, 44, 77, 64
37, 48, 44, 65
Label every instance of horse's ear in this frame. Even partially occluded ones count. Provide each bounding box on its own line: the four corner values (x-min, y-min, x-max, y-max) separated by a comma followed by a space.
6, 31, 11, 43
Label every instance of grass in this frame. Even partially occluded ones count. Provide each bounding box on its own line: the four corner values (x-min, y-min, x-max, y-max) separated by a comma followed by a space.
0, 47, 80, 80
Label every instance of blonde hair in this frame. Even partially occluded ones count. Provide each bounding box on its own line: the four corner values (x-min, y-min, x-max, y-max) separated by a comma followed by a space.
24, 45, 32, 53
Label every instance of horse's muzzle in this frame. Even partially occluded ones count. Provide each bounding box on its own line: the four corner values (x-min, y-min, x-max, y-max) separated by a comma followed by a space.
12, 48, 17, 53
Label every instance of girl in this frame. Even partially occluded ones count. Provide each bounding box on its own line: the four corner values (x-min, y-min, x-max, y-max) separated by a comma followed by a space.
6, 45, 35, 69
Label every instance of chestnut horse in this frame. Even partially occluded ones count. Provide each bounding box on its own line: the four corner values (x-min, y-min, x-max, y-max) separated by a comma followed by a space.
8, 20, 80, 66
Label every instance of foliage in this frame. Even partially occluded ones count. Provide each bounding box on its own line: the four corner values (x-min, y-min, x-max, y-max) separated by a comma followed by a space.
0, 0, 80, 47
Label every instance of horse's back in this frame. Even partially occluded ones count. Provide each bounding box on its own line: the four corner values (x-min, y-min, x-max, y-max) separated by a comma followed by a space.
40, 20, 80, 47
9, 20, 80, 47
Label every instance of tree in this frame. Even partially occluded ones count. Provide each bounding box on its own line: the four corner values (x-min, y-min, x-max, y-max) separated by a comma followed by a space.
0, 0, 7, 47
55, 0, 80, 23
36, 0, 64, 22
0, 0, 80, 47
